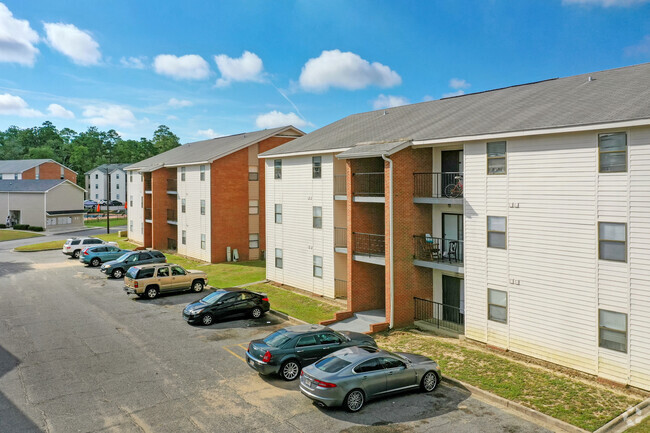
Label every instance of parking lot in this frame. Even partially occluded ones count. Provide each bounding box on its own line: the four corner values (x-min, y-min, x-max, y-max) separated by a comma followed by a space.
0, 236, 549, 433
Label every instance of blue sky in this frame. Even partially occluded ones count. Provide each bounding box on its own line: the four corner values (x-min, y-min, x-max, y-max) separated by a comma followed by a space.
1, 0, 650, 143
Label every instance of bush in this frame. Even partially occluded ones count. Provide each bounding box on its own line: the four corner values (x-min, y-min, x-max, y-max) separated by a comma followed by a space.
0, 224, 5, 228
13, 224, 29, 230
28, 226, 44, 232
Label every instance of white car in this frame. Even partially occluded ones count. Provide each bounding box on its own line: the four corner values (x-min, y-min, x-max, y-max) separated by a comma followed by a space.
62, 237, 118, 259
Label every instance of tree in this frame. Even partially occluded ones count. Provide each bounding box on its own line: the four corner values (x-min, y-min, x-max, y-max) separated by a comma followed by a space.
152, 125, 180, 154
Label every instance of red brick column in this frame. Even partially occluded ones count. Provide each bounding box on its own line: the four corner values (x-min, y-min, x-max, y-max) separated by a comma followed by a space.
151, 168, 176, 250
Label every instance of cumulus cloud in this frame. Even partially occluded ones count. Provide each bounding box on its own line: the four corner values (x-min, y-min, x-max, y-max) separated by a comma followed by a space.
214, 51, 265, 87
196, 128, 221, 139
255, 110, 311, 129
43, 22, 101, 66
372, 94, 409, 110
153, 54, 210, 80
625, 35, 650, 57
442, 90, 466, 98
167, 98, 193, 108
299, 49, 401, 92
563, 0, 649, 5
422, 95, 435, 102
120, 56, 146, 69
47, 103, 74, 119
449, 78, 470, 90
0, 93, 42, 117
0, 3, 39, 66
82, 105, 137, 128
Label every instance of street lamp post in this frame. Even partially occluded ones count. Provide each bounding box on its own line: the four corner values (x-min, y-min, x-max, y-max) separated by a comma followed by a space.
105, 166, 110, 234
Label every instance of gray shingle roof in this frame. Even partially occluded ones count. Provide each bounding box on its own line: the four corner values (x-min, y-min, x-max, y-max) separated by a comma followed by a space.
261, 62, 650, 157
336, 141, 410, 159
0, 179, 65, 192
0, 159, 53, 174
125, 126, 303, 172
85, 163, 130, 174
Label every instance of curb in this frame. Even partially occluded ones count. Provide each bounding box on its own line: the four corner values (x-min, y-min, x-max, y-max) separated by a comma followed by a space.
13, 247, 61, 252
267, 309, 309, 325
594, 396, 650, 433
442, 376, 589, 433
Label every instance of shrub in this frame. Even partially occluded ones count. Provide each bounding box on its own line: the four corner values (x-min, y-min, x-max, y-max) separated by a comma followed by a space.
28, 226, 44, 232
0, 224, 6, 228
13, 224, 29, 230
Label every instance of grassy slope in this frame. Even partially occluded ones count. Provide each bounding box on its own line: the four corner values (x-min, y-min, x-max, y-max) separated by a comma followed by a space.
0, 230, 44, 242
84, 218, 128, 228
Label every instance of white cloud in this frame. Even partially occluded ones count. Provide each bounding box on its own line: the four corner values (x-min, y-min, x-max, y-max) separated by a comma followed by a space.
299, 49, 401, 92
372, 94, 409, 110
166, 115, 178, 120
82, 105, 137, 128
43, 22, 101, 66
562, 0, 649, 5
442, 90, 465, 98
47, 103, 74, 119
422, 95, 435, 102
449, 78, 470, 90
120, 56, 146, 69
625, 35, 650, 57
0, 3, 39, 66
0, 93, 42, 117
255, 110, 311, 129
196, 128, 221, 139
153, 54, 210, 80
167, 98, 193, 108
214, 51, 265, 87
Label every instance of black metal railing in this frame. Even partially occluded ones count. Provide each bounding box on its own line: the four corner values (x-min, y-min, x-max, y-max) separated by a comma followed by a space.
353, 232, 385, 256
413, 235, 463, 264
334, 227, 347, 248
167, 208, 177, 222
144, 178, 152, 191
335, 279, 347, 298
353, 172, 384, 196
167, 178, 177, 193
144, 208, 152, 220
414, 297, 464, 333
413, 172, 463, 198
334, 175, 347, 196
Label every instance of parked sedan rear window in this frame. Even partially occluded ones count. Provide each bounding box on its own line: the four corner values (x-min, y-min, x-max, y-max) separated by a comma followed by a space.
315, 356, 352, 373
263, 330, 292, 348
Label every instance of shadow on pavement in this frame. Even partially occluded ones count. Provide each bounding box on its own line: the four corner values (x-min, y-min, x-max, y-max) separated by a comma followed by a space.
0, 345, 42, 432
0, 261, 32, 277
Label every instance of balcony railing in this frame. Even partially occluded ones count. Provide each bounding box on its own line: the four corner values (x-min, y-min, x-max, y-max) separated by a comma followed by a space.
413, 235, 463, 264
353, 172, 384, 196
353, 232, 385, 256
334, 175, 347, 196
414, 297, 464, 333
334, 227, 347, 249
413, 172, 463, 198
144, 208, 152, 220
144, 179, 152, 191
167, 208, 177, 222
334, 279, 347, 298
167, 178, 177, 193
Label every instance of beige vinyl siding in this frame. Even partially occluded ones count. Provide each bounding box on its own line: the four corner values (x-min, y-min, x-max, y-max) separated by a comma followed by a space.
46, 182, 84, 213
127, 172, 144, 244
265, 154, 335, 298
177, 165, 211, 262
0, 192, 45, 227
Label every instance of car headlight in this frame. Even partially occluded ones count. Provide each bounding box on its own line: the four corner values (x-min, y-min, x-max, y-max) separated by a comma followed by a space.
104, 264, 111, 268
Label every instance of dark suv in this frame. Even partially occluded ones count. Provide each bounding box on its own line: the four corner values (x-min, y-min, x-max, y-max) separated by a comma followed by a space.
100, 250, 166, 279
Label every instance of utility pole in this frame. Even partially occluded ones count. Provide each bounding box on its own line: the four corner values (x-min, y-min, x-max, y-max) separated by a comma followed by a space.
106, 165, 111, 234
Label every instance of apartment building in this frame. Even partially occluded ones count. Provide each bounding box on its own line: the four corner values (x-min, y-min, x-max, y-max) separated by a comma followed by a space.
85, 164, 129, 202
0, 159, 77, 183
125, 126, 303, 263
261, 63, 650, 390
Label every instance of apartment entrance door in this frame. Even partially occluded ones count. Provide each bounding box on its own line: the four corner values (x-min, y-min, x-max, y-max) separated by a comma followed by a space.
441, 150, 463, 194
9, 210, 21, 225
442, 213, 463, 261
442, 275, 464, 324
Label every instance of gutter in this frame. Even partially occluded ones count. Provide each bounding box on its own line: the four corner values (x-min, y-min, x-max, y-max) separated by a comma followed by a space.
381, 153, 394, 329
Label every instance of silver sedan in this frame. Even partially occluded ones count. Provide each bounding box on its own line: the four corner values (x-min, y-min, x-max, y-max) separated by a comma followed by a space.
299, 346, 441, 412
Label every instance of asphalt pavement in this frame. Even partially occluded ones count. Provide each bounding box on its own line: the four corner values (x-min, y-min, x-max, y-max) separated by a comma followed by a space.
0, 238, 550, 433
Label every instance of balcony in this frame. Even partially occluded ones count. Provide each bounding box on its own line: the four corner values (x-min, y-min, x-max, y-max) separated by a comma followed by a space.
353, 172, 384, 202
413, 235, 464, 273
414, 297, 464, 334
334, 175, 347, 199
167, 208, 177, 225
334, 227, 347, 253
167, 178, 177, 194
334, 279, 347, 298
144, 179, 152, 193
144, 208, 152, 222
413, 172, 463, 204
352, 232, 385, 265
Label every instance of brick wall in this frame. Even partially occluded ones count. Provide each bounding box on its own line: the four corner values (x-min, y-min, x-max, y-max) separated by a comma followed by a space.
150, 168, 176, 250
22, 162, 77, 183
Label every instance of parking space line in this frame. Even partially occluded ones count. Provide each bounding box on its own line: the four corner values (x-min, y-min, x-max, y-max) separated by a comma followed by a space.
237, 343, 248, 350
222, 345, 247, 364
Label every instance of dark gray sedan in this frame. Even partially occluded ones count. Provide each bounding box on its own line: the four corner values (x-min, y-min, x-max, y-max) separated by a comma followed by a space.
299, 346, 441, 412
246, 325, 377, 381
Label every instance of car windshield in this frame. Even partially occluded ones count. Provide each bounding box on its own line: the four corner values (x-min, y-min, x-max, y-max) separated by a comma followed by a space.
201, 291, 230, 305
125, 267, 138, 279
116, 253, 131, 262
263, 329, 292, 348
315, 356, 352, 373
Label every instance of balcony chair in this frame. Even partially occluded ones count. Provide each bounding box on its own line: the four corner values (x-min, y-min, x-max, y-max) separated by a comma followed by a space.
424, 234, 441, 261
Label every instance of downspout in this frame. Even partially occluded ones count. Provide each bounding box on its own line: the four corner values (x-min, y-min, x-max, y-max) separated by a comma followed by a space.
381, 153, 394, 329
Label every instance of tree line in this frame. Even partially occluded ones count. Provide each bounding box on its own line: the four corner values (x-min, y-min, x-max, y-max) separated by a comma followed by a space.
0, 121, 180, 188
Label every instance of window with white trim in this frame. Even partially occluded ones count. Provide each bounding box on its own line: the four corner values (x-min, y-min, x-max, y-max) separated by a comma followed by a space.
313, 255, 323, 278
599, 222, 626, 262
487, 141, 506, 175
182, 230, 186, 245
274, 160, 282, 179
487, 216, 506, 249
488, 289, 507, 323
599, 132, 627, 173
275, 248, 283, 268
313, 206, 322, 228
275, 204, 282, 224
200, 200, 205, 215
599, 309, 627, 353
200, 234, 206, 250
249, 200, 259, 215
249, 233, 259, 249
200, 165, 206, 181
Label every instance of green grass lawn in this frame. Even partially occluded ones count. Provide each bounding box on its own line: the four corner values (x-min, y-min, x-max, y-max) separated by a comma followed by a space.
627, 415, 650, 433
0, 230, 44, 242
14, 239, 65, 251
85, 217, 128, 228
247, 283, 342, 324
375, 330, 643, 432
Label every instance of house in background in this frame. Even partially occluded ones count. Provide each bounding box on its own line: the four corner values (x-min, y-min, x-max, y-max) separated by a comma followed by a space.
0, 179, 86, 231
85, 163, 130, 202
260, 62, 650, 391
125, 126, 303, 263
0, 159, 77, 183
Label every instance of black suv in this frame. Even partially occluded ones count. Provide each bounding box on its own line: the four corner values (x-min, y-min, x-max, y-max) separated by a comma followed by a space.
100, 250, 166, 278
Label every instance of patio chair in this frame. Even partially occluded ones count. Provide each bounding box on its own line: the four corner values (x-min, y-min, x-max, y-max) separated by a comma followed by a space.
424, 234, 441, 261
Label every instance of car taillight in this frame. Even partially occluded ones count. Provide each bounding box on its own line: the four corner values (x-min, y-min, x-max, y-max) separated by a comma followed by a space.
262, 297, 269, 302
134, 281, 138, 288
314, 379, 337, 388
247, 342, 251, 353
262, 350, 272, 363
84, 250, 89, 255
300, 370, 304, 376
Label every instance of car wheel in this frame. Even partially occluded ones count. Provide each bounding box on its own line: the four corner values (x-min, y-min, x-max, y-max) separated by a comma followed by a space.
72, 250, 80, 259
201, 313, 214, 326
90, 258, 100, 267
250, 307, 263, 319
145, 286, 158, 299
111, 268, 124, 279
421, 371, 439, 392
192, 280, 204, 293
344, 389, 365, 412
280, 360, 300, 381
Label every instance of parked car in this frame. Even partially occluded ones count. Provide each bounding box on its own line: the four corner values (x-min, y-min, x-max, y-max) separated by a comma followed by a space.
182, 289, 270, 325
84, 200, 98, 209
100, 250, 166, 279
108, 200, 123, 206
246, 325, 377, 381
79, 245, 131, 267
299, 346, 441, 412
62, 237, 117, 259
123, 263, 207, 299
